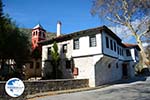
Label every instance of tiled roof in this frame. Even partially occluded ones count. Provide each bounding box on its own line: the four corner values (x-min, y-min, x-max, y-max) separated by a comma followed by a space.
123, 43, 140, 50
123, 43, 137, 47
39, 25, 121, 45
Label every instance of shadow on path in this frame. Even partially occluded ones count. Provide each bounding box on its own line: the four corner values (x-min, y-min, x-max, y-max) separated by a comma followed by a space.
113, 75, 150, 85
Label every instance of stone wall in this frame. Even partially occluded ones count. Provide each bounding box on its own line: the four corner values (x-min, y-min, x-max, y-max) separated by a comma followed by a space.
95, 56, 122, 86
74, 56, 96, 87
0, 79, 89, 100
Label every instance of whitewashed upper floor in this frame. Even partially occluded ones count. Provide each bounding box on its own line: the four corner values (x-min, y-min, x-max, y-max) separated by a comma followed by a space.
40, 26, 140, 62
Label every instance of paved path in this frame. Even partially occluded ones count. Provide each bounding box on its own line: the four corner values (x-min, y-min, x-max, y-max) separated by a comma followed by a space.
34, 80, 150, 100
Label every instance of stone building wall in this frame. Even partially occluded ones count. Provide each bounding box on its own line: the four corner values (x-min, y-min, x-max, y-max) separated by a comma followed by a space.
73, 56, 96, 87
95, 56, 122, 86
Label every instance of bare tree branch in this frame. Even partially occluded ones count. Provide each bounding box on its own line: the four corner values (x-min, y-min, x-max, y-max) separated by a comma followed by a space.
124, 0, 133, 24
91, 0, 150, 68
122, 0, 128, 20
106, 16, 124, 25
139, 29, 150, 39
114, 13, 122, 22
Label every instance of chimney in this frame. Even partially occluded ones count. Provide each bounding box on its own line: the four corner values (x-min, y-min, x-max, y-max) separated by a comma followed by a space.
57, 21, 61, 37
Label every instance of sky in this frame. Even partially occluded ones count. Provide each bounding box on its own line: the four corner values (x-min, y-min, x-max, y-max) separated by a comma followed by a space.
2, 0, 107, 34
2, 0, 140, 44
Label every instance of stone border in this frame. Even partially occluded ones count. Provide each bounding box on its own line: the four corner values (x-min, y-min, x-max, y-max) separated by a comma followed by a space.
0, 79, 89, 100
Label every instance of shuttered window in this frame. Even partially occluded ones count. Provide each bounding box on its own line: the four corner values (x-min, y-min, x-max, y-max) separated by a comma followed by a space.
73, 39, 79, 50
105, 36, 109, 48
89, 35, 97, 47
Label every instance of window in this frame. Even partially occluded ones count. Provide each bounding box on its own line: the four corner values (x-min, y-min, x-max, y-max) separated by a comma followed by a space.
117, 46, 119, 54
135, 50, 138, 57
66, 60, 71, 69
119, 48, 122, 55
36, 62, 40, 68
114, 42, 116, 52
43, 32, 45, 38
105, 36, 109, 48
63, 44, 67, 53
32, 32, 35, 36
116, 63, 118, 69
47, 47, 51, 58
89, 35, 97, 47
110, 39, 113, 50
39, 31, 41, 37
108, 63, 111, 68
122, 49, 124, 56
126, 49, 131, 56
73, 39, 79, 50
36, 31, 38, 36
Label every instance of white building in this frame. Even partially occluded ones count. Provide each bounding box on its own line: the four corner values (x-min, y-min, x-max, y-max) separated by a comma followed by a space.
39, 24, 140, 87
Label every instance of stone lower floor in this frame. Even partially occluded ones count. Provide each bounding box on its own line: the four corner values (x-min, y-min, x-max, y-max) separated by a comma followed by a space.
42, 55, 137, 87
73, 55, 137, 87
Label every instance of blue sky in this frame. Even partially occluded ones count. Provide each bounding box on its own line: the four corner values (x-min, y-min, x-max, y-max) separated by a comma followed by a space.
2, 0, 139, 44
2, 0, 107, 34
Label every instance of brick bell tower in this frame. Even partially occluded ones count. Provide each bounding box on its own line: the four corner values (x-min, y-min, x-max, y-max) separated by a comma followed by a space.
31, 24, 46, 51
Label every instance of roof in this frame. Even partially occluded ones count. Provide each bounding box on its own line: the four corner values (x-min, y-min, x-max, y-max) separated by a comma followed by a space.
123, 43, 140, 50
39, 25, 122, 45
33, 24, 45, 31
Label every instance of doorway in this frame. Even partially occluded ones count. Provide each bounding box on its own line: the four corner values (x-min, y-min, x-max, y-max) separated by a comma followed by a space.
122, 63, 128, 78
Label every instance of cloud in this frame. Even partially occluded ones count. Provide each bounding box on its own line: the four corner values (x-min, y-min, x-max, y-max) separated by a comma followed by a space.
143, 42, 149, 47
109, 16, 150, 44
109, 26, 135, 43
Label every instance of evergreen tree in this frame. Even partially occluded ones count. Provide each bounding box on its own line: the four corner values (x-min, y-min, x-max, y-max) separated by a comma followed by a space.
50, 42, 61, 79
0, 0, 30, 80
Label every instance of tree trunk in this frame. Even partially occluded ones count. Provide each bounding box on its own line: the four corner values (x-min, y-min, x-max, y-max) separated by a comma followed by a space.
127, 23, 149, 69
137, 38, 149, 69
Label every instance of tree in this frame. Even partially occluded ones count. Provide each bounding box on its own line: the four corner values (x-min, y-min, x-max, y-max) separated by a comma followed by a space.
0, 0, 30, 80
50, 42, 62, 79
0, 0, 3, 18
145, 45, 150, 64
91, 0, 150, 69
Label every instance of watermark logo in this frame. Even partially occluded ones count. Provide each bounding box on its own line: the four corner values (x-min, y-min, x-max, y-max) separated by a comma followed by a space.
5, 78, 25, 97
